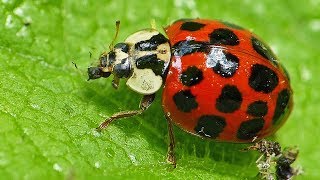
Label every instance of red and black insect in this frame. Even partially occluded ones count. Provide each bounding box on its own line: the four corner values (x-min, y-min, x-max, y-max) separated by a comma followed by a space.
88, 19, 293, 168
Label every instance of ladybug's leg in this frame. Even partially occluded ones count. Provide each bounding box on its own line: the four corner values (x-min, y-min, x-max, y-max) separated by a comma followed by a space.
96, 94, 155, 131
111, 77, 120, 89
165, 114, 176, 168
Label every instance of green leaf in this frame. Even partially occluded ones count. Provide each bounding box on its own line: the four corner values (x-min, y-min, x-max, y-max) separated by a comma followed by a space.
0, 0, 319, 179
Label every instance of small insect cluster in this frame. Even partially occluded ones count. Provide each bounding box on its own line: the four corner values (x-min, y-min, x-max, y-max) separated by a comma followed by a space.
87, 18, 300, 177
245, 139, 302, 180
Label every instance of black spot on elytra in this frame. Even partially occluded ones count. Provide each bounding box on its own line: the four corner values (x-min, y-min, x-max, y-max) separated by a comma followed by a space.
135, 54, 166, 76
194, 115, 226, 138
172, 40, 209, 57
249, 64, 279, 93
216, 85, 242, 113
251, 36, 278, 66
180, 21, 206, 31
135, 33, 168, 51
247, 101, 268, 117
237, 118, 265, 140
180, 66, 203, 86
273, 89, 291, 125
209, 28, 239, 46
206, 49, 239, 78
222, 21, 244, 30
173, 90, 198, 112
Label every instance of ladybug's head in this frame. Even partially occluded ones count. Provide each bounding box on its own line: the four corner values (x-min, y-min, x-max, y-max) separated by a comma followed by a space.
88, 21, 170, 95
87, 42, 132, 89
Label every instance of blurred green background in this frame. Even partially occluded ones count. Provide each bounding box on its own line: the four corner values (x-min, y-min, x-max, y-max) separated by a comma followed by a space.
0, 0, 319, 179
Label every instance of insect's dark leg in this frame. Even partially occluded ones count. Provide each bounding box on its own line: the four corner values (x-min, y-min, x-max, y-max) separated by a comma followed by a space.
97, 94, 155, 131
165, 114, 176, 168
139, 93, 155, 110
112, 77, 120, 89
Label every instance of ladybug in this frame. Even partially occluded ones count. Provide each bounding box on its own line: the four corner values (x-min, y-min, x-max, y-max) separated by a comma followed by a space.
88, 19, 293, 167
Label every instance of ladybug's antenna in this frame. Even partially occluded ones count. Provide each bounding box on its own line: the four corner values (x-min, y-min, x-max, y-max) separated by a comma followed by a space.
109, 20, 121, 51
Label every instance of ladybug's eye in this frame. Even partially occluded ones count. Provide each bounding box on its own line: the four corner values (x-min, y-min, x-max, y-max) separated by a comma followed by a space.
100, 51, 116, 67
100, 55, 108, 67
108, 51, 116, 65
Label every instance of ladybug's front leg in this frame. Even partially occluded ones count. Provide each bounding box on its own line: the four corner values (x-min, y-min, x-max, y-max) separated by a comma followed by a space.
96, 94, 155, 131
165, 114, 176, 168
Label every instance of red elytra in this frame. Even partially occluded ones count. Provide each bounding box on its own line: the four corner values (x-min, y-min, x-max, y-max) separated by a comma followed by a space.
162, 19, 292, 142
88, 19, 293, 167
